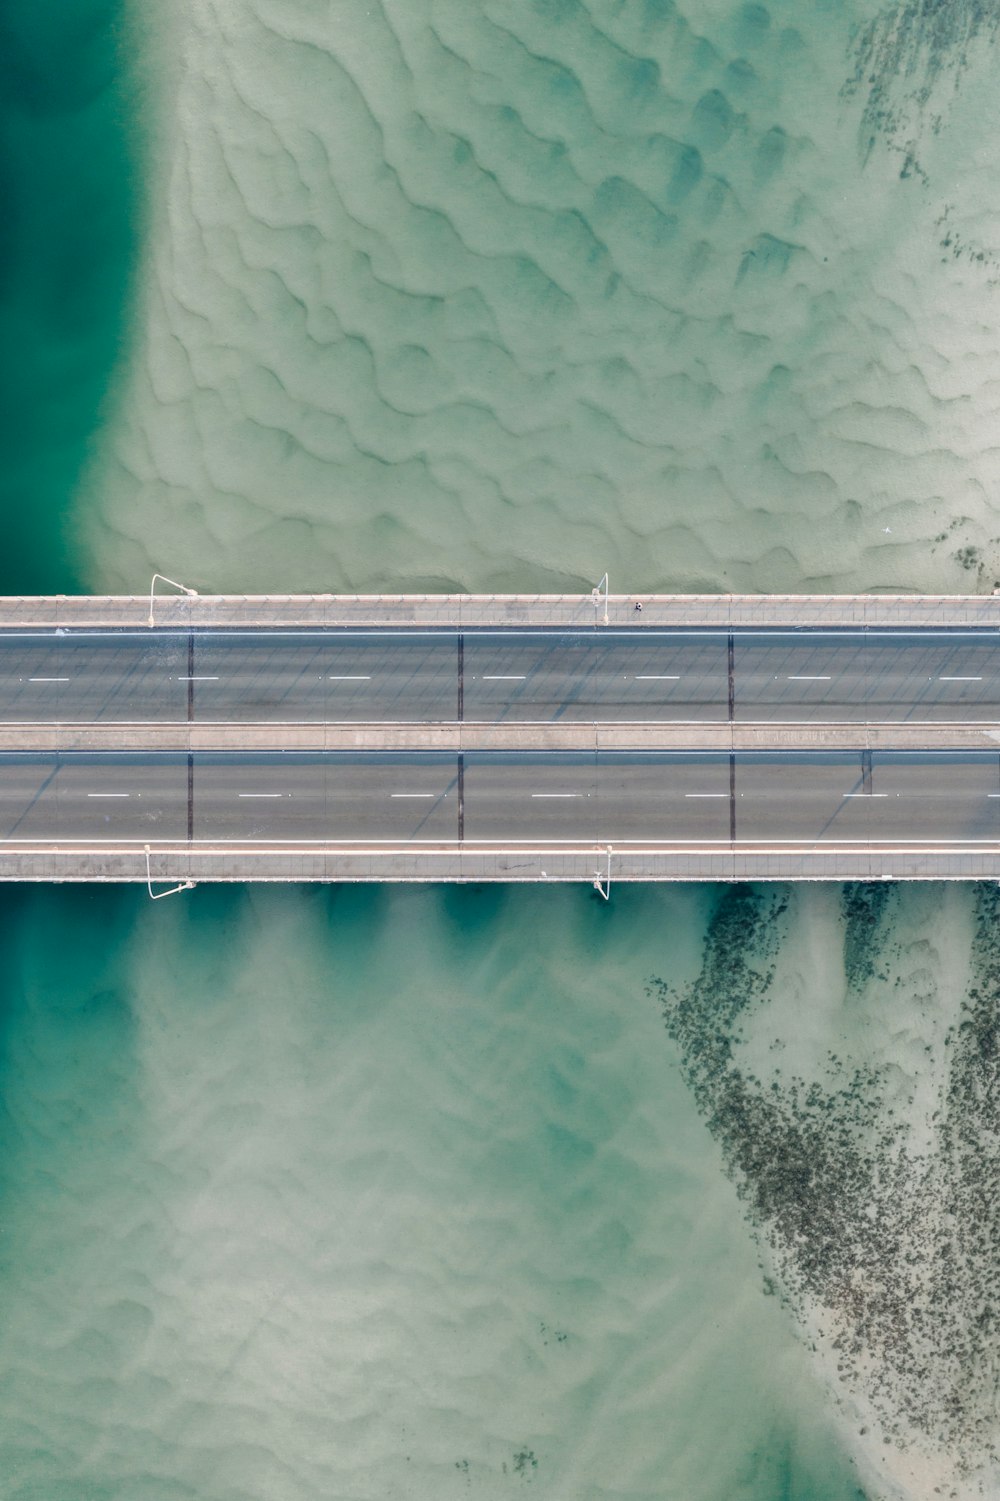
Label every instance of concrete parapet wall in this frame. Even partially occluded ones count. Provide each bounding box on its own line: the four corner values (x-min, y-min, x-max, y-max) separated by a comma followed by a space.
0, 843, 997, 885
1, 592, 1000, 631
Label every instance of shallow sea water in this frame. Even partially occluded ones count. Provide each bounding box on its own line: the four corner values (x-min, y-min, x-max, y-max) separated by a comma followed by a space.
0, 883, 863, 1501
3, 0, 1000, 1497
81, 0, 1000, 595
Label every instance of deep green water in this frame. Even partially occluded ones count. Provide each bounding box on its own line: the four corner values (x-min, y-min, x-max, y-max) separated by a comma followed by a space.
0, 0, 139, 593
4, 1, 1000, 1497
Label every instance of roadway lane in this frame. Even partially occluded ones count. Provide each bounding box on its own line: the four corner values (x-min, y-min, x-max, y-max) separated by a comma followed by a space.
463, 632, 729, 721
462, 752, 597, 842
734, 753, 873, 843
733, 751, 1000, 842
0, 754, 188, 840
596, 753, 732, 842
0, 628, 1000, 726
189, 634, 458, 722
0, 753, 459, 843
1, 750, 1000, 846
0, 630, 731, 725
0, 634, 189, 721
192, 753, 458, 841
735, 632, 1000, 722
0, 632, 460, 724
867, 753, 1000, 842
460, 752, 733, 841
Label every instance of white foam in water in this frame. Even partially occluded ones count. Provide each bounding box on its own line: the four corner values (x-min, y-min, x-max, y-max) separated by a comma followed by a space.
28, 0, 1000, 1496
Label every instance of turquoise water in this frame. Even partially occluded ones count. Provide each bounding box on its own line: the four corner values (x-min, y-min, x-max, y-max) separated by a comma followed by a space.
4, 1, 1000, 1496
0, 0, 139, 593
0, 882, 865, 1501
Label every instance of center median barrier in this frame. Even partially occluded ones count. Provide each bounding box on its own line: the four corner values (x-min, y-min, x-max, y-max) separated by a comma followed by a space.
0, 721, 997, 753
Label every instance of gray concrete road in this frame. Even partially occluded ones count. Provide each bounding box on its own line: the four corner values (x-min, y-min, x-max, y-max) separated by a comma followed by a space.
868, 753, 1000, 842
734, 754, 873, 844
462, 753, 732, 842
190, 635, 458, 723
1, 628, 1000, 725
734, 632, 1000, 722
463, 632, 728, 721
0, 755, 190, 842
734, 751, 1000, 842
0, 632, 460, 724
1, 750, 998, 849
0, 753, 461, 844
193, 754, 458, 842
0, 635, 190, 722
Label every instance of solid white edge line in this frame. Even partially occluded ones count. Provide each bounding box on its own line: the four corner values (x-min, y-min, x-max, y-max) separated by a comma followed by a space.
11, 837, 1000, 848
0, 624, 997, 634
6, 716, 1000, 729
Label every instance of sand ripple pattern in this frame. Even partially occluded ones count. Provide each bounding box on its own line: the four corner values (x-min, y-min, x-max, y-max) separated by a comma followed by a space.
0, 885, 860, 1500
85, 0, 1000, 593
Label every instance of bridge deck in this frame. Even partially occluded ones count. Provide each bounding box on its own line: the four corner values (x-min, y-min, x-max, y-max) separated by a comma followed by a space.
1, 593, 999, 885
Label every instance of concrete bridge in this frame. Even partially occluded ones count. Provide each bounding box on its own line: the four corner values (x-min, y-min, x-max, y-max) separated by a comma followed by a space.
2, 590, 1000, 889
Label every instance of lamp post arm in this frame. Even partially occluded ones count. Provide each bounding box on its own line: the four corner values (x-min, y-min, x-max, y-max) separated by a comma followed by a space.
148, 573, 199, 627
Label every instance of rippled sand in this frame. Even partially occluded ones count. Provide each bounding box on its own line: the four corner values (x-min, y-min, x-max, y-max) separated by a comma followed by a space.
82, 0, 1000, 594
0, 884, 861, 1500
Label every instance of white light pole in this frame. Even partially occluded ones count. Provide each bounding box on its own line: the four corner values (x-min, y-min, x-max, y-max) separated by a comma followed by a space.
144, 845, 196, 900
148, 573, 198, 627
592, 573, 609, 626
593, 844, 611, 900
